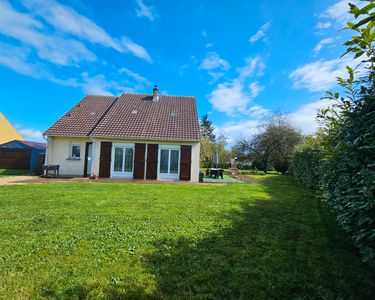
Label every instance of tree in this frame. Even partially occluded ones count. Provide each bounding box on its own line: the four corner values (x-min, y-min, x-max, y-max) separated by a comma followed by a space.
216, 133, 231, 168
200, 114, 216, 142
200, 136, 215, 167
267, 114, 303, 173
232, 113, 302, 173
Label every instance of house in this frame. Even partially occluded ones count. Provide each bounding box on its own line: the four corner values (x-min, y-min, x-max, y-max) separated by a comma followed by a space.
44, 87, 201, 182
0, 140, 46, 174
0, 112, 24, 144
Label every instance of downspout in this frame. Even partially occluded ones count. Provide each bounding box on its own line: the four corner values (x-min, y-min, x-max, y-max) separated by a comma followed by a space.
42, 134, 48, 166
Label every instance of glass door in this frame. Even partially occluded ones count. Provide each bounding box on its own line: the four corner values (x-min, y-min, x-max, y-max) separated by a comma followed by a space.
158, 146, 180, 180
111, 144, 134, 178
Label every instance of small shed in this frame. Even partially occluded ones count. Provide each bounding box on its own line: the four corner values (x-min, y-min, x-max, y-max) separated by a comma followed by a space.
0, 140, 46, 174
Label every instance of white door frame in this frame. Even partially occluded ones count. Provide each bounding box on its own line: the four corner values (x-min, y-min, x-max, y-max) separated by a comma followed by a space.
157, 145, 180, 180
110, 143, 135, 178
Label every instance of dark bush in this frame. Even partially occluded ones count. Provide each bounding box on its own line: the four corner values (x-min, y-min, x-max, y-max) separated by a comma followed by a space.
320, 96, 375, 262
291, 137, 324, 190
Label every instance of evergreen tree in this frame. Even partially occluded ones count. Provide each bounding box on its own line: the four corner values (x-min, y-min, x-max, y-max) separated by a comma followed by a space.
200, 114, 216, 142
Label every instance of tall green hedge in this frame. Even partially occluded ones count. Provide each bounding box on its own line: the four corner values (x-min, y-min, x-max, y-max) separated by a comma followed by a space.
292, 98, 375, 262
292, 1, 375, 262
291, 137, 323, 190
320, 97, 375, 262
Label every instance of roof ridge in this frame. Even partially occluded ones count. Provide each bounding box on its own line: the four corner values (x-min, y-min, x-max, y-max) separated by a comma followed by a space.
119, 92, 195, 98
87, 96, 119, 136
85, 94, 118, 98
43, 95, 88, 136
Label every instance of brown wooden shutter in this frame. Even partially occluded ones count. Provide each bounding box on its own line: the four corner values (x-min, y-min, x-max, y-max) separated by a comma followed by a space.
99, 142, 112, 178
180, 145, 192, 181
146, 144, 158, 179
133, 143, 146, 179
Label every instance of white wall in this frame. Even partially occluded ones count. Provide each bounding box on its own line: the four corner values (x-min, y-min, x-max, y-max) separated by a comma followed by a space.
190, 142, 200, 182
47, 136, 89, 176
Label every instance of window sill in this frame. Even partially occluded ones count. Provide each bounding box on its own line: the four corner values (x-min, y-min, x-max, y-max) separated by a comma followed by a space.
66, 157, 81, 161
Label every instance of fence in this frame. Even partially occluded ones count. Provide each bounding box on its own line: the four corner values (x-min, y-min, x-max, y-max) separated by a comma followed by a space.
0, 148, 31, 169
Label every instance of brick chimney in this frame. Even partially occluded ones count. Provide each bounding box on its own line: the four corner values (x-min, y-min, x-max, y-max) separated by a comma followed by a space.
152, 85, 159, 102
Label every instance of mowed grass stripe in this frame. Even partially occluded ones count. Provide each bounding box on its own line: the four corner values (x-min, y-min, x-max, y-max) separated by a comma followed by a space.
0, 176, 374, 299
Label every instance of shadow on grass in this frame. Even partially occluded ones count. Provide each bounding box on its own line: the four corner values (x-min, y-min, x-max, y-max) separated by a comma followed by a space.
140, 177, 375, 299
57, 176, 375, 299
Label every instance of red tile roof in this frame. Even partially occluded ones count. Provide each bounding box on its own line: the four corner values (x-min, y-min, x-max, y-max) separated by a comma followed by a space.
45, 93, 200, 142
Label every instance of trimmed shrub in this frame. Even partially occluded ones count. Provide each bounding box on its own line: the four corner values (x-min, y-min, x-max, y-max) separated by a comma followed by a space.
291, 137, 323, 190
320, 96, 375, 262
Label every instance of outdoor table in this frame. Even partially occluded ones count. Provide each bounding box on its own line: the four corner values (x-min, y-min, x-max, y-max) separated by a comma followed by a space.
209, 168, 224, 179
43, 164, 60, 177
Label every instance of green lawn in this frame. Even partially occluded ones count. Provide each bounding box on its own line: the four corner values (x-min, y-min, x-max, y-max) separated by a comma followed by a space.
0, 176, 374, 299
203, 174, 244, 183
0, 168, 29, 176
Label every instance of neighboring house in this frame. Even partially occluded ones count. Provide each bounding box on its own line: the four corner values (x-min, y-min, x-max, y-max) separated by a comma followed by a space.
44, 87, 201, 182
0, 140, 46, 173
0, 112, 24, 144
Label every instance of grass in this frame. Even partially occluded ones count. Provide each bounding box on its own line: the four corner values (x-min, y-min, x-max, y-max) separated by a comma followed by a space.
0, 176, 374, 299
0, 168, 29, 176
203, 174, 244, 183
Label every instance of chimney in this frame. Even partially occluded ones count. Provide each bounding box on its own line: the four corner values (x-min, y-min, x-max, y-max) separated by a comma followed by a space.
152, 85, 159, 102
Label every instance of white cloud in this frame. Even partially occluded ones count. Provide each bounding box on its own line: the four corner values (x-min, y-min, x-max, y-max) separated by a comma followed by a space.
315, 22, 332, 29
201, 30, 207, 37
21, 0, 121, 49
17, 0, 152, 62
320, 0, 359, 23
135, 0, 157, 21
313, 38, 334, 55
208, 71, 225, 84
249, 82, 265, 98
289, 99, 333, 134
246, 105, 269, 117
0, 0, 96, 66
121, 37, 153, 63
215, 98, 333, 144
200, 52, 231, 71
0, 38, 130, 96
18, 128, 44, 142
209, 80, 249, 114
249, 22, 270, 43
206, 43, 213, 48
216, 119, 260, 144
79, 72, 122, 95
238, 56, 265, 80
178, 64, 189, 76
0, 43, 41, 78
289, 57, 359, 92
208, 56, 266, 114
119, 67, 150, 84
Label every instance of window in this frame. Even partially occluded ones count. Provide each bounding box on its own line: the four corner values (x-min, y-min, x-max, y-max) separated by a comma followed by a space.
70, 143, 81, 159
114, 148, 124, 172
159, 146, 180, 178
170, 150, 179, 174
112, 144, 134, 176
160, 150, 169, 173
124, 148, 134, 172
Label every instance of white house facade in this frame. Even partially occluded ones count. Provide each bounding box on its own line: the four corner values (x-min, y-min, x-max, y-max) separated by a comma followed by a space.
44, 87, 201, 182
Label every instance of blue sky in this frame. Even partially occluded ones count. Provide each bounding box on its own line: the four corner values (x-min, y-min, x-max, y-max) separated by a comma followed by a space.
0, 0, 359, 142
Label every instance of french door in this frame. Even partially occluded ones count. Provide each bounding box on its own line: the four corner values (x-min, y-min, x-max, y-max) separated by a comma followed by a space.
158, 145, 180, 180
111, 143, 134, 178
